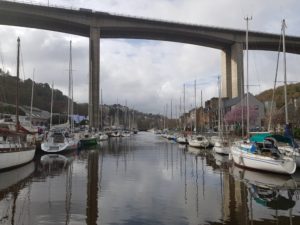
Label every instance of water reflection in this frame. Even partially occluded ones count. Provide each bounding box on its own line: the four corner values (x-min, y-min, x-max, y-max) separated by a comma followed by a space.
1, 133, 300, 225
228, 164, 299, 225
0, 162, 35, 225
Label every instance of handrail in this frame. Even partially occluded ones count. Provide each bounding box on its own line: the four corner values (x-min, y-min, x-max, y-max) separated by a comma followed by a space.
1, 0, 291, 38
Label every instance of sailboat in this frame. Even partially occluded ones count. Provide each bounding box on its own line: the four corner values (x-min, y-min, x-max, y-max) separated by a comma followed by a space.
177, 85, 188, 144
95, 89, 108, 142
264, 20, 300, 167
0, 37, 36, 170
41, 41, 79, 153
213, 77, 230, 154
41, 83, 78, 153
230, 19, 296, 175
246, 20, 300, 167
188, 80, 210, 148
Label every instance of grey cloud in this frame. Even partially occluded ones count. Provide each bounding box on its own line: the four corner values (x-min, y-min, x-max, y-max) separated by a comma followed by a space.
0, 0, 300, 114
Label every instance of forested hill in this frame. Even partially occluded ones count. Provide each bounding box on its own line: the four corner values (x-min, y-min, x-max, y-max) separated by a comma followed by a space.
0, 69, 88, 115
256, 82, 300, 109
0, 70, 164, 130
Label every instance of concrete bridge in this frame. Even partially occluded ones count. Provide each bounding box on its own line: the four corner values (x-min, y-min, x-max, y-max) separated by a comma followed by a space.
1, 0, 300, 128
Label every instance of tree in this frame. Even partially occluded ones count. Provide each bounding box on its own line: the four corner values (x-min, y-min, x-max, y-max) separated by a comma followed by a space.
224, 106, 259, 126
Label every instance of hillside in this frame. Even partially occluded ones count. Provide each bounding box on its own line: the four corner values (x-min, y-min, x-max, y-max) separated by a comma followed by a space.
256, 82, 300, 108
0, 70, 163, 130
0, 68, 88, 115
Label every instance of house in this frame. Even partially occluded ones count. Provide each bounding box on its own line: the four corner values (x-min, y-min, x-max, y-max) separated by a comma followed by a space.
223, 93, 265, 129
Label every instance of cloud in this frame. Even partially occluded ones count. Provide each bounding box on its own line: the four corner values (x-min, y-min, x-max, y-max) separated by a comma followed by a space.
0, 0, 300, 114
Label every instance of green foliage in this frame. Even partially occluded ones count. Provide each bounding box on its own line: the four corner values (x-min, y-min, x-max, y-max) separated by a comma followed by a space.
256, 83, 300, 109
0, 71, 88, 115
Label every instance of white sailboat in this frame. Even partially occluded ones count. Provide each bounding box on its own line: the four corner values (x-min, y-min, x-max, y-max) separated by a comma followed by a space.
230, 19, 296, 175
187, 80, 210, 148
266, 20, 300, 167
177, 84, 188, 144
41, 41, 79, 153
0, 37, 36, 170
213, 76, 230, 154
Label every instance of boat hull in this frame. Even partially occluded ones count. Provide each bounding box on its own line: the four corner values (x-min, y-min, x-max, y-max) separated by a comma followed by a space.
41, 139, 78, 153
0, 147, 36, 170
99, 134, 109, 141
80, 138, 98, 147
188, 140, 209, 148
213, 145, 230, 155
231, 145, 296, 175
176, 136, 188, 144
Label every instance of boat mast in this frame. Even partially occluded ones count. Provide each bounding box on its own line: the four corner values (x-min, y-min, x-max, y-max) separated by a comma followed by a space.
166, 103, 168, 129
267, 33, 282, 132
16, 37, 20, 130
50, 82, 54, 129
68, 40, 74, 132
128, 107, 131, 130
218, 76, 221, 137
245, 16, 252, 136
100, 88, 103, 129
30, 69, 35, 127
125, 100, 127, 129
179, 96, 182, 130
132, 107, 135, 129
241, 75, 244, 137
201, 89, 202, 133
194, 80, 197, 133
171, 99, 173, 128
183, 84, 186, 131
282, 19, 288, 125
163, 104, 166, 130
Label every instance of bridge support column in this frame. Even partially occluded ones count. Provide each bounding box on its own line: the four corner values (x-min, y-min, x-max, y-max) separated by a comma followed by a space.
221, 48, 232, 98
221, 43, 244, 98
89, 27, 100, 128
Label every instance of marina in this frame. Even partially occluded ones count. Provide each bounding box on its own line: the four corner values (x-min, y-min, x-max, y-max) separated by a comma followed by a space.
1, 1, 300, 225
1, 132, 300, 225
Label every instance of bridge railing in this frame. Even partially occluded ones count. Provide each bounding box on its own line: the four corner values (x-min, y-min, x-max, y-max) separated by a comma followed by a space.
1, 0, 286, 37
2, 0, 232, 29
2, 0, 216, 30
3, 0, 79, 10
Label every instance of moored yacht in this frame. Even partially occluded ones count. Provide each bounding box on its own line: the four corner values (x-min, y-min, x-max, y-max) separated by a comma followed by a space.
0, 38, 36, 170
188, 135, 210, 148
0, 120, 36, 170
213, 137, 230, 155
41, 128, 78, 153
231, 137, 296, 175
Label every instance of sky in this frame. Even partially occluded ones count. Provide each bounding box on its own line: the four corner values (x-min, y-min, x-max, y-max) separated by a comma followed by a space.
1, 0, 300, 116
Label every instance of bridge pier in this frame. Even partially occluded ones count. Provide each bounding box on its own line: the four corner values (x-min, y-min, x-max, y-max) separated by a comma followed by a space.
89, 27, 100, 128
221, 43, 244, 98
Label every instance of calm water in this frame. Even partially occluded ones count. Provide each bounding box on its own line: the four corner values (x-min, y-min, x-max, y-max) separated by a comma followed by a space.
1, 132, 300, 225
